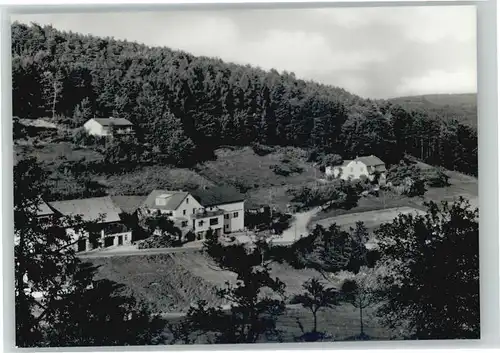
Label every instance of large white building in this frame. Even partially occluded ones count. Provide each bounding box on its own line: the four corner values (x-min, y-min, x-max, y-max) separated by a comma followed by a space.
140, 187, 245, 240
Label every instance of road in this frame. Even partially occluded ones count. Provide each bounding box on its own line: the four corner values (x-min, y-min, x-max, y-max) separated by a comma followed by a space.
273, 207, 321, 244
78, 245, 202, 259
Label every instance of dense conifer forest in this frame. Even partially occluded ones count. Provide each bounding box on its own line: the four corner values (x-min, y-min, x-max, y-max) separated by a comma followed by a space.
12, 22, 477, 175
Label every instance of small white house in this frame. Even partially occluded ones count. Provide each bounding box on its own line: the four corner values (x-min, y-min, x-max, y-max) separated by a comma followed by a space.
326, 155, 387, 183
83, 117, 134, 137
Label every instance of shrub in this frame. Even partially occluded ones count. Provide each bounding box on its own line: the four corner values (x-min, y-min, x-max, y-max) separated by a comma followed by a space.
251, 143, 275, 156
425, 167, 451, 187
270, 164, 292, 176
185, 231, 196, 242
137, 233, 181, 249
287, 180, 360, 211
322, 153, 343, 167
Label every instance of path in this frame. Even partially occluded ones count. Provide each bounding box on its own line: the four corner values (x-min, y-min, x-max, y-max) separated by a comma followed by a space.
273, 207, 321, 244
78, 244, 202, 259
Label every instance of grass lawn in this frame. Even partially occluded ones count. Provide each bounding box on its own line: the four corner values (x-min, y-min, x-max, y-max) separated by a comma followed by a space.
101, 165, 216, 195
161, 303, 393, 344
195, 146, 321, 208
311, 192, 423, 224
14, 142, 103, 166
275, 304, 393, 342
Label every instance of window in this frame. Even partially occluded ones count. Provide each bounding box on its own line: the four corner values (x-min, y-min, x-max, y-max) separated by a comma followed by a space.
186, 198, 189, 204
225, 224, 229, 229
183, 209, 186, 216
193, 208, 196, 214
233, 212, 239, 218
224, 214, 229, 219
182, 221, 188, 227
198, 220, 204, 227
210, 218, 219, 226
125, 235, 127, 241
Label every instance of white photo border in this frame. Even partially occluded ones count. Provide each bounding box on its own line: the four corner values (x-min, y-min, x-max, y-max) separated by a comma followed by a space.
1, 0, 498, 352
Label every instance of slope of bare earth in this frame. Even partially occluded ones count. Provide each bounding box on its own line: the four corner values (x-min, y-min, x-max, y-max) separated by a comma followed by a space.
86, 252, 231, 313
85, 251, 329, 314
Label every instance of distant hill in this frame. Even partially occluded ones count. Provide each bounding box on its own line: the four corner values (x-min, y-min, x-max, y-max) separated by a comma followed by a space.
389, 93, 477, 128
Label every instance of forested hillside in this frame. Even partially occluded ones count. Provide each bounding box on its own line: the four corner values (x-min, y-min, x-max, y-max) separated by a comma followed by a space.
12, 22, 477, 176
389, 93, 477, 128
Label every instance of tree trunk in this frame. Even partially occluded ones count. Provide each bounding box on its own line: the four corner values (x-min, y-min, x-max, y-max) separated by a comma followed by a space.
312, 310, 318, 333
359, 299, 364, 335
52, 81, 58, 119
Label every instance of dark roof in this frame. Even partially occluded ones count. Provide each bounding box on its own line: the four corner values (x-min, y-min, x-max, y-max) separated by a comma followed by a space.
92, 118, 133, 127
111, 195, 148, 214
49, 196, 122, 223
142, 190, 189, 211
191, 186, 245, 207
355, 155, 385, 167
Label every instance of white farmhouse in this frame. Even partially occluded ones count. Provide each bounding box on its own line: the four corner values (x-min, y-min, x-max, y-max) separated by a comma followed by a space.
83, 117, 134, 137
325, 155, 387, 183
140, 187, 245, 240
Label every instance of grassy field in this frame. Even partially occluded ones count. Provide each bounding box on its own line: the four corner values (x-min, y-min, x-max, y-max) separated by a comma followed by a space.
195, 146, 321, 209
161, 304, 392, 344
310, 206, 426, 234
416, 161, 478, 208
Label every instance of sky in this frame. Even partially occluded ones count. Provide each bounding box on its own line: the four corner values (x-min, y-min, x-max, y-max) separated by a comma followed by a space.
11, 6, 477, 99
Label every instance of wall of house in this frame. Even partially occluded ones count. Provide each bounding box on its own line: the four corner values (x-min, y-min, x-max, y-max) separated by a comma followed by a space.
171, 195, 203, 219
84, 119, 107, 136
341, 161, 374, 181
216, 201, 245, 233
192, 214, 224, 238
67, 225, 132, 253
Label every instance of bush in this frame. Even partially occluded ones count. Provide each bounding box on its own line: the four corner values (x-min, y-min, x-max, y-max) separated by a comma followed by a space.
185, 231, 196, 242
270, 164, 292, 176
321, 153, 343, 167
270, 163, 303, 177
72, 128, 96, 146
425, 167, 451, 187
251, 143, 275, 156
287, 180, 360, 211
137, 233, 181, 249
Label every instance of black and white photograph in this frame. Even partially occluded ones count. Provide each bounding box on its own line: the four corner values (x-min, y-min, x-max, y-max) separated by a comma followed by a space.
11, 4, 479, 347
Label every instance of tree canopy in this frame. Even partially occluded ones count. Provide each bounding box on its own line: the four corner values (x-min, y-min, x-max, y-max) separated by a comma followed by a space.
12, 22, 477, 175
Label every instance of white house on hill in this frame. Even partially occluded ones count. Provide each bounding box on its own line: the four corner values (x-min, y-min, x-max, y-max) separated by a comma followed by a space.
140, 187, 245, 240
83, 117, 134, 137
325, 155, 387, 183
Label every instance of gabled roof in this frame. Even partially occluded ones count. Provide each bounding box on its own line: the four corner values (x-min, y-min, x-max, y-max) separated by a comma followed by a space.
355, 155, 385, 167
142, 190, 189, 211
91, 117, 133, 127
111, 195, 148, 214
191, 186, 245, 207
30, 200, 54, 217
36, 201, 54, 217
48, 196, 122, 223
